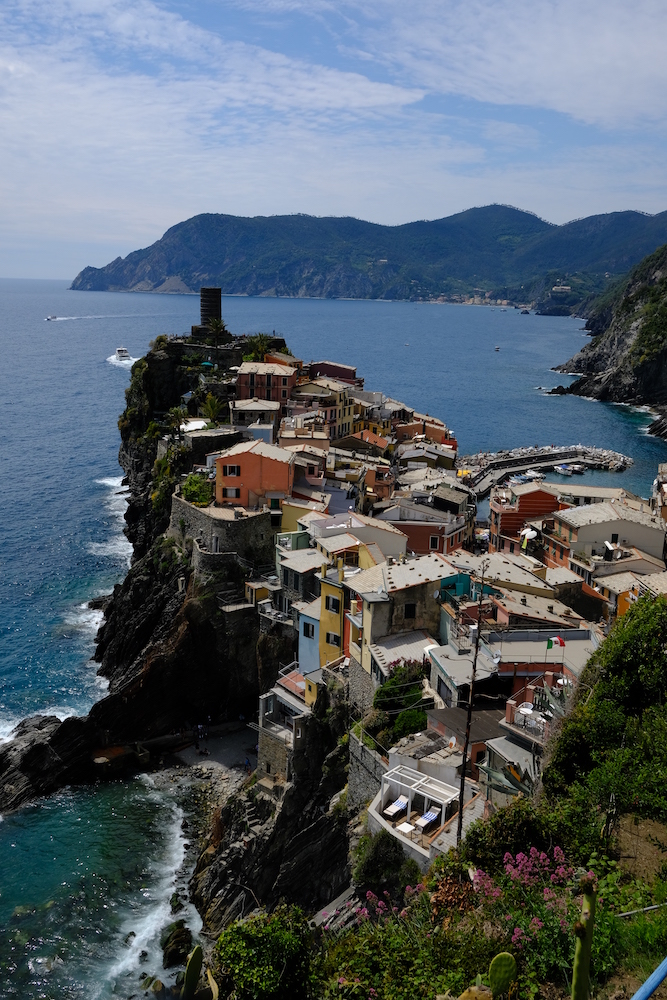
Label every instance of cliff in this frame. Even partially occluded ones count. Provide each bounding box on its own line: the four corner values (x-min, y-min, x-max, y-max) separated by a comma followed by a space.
554, 243, 667, 409
191, 686, 351, 936
70, 207, 667, 304
0, 337, 294, 813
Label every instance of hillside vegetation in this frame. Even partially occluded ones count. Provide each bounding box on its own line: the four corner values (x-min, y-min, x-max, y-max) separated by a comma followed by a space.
71, 206, 667, 306
210, 595, 667, 1000
556, 242, 667, 405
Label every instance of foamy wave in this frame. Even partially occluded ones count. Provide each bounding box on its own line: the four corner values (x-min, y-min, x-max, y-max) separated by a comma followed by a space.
63, 603, 104, 634
88, 537, 133, 565
100, 796, 202, 995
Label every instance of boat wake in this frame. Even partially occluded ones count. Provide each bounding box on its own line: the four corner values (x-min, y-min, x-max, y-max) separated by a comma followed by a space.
106, 354, 138, 367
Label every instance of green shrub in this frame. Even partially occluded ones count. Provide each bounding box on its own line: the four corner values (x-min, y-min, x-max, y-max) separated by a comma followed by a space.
216, 906, 313, 1000
392, 708, 427, 740
181, 474, 213, 506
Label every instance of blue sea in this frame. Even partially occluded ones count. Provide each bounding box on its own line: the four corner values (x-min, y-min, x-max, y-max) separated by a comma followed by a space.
1, 279, 666, 996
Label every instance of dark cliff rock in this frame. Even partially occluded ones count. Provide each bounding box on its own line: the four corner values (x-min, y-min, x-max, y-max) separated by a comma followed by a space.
191, 689, 350, 934
554, 243, 667, 412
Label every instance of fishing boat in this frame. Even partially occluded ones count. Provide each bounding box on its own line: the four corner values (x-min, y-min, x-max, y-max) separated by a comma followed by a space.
115, 347, 131, 362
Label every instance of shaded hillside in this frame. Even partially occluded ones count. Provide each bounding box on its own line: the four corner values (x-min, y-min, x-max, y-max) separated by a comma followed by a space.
555, 243, 667, 406
71, 206, 667, 302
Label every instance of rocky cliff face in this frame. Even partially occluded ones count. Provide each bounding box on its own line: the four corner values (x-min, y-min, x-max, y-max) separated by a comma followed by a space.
191, 690, 350, 935
555, 243, 667, 407
0, 339, 292, 812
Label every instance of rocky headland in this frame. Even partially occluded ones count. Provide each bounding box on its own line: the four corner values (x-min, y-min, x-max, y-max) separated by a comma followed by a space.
551, 242, 667, 437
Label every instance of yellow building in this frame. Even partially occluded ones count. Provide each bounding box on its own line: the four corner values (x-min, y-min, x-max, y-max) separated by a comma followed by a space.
304, 669, 323, 707
318, 561, 348, 666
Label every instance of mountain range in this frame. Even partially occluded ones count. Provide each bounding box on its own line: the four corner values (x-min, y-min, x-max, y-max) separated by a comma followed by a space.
71, 205, 667, 308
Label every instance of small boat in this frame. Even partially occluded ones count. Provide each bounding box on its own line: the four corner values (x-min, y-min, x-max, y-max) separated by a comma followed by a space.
495, 346, 500, 352
115, 347, 131, 362
46, 315, 57, 321
521, 309, 530, 315
553, 464, 573, 476
569, 463, 585, 474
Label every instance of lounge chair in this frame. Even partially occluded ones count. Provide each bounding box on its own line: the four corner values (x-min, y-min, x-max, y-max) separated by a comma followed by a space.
383, 795, 408, 819
415, 809, 440, 831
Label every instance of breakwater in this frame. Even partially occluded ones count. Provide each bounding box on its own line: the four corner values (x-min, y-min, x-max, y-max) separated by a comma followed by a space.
458, 445, 633, 498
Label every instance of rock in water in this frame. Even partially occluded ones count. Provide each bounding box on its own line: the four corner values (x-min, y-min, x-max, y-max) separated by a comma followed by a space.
160, 920, 193, 968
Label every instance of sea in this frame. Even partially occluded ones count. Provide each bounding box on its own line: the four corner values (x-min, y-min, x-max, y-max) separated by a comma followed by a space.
1, 279, 666, 996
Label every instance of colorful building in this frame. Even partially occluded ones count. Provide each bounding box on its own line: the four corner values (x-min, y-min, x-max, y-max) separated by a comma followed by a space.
215, 440, 294, 508
235, 362, 297, 405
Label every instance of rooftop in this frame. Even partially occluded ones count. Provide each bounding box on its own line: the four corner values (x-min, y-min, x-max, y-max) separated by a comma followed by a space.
384, 553, 452, 592
237, 361, 296, 376
276, 669, 307, 701
280, 549, 325, 574
317, 532, 361, 555
544, 566, 582, 586
556, 501, 663, 530
491, 589, 585, 627
427, 706, 505, 743
230, 397, 282, 412
595, 572, 640, 596
292, 596, 322, 621
444, 551, 554, 594
216, 439, 294, 464
368, 630, 438, 673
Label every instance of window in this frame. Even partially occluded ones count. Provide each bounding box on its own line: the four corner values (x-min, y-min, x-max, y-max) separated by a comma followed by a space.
270, 498, 280, 510
429, 535, 439, 550
222, 464, 241, 477
249, 373, 255, 386
325, 595, 340, 613
326, 631, 341, 646
222, 487, 240, 498
404, 603, 416, 619
330, 409, 336, 419
559, 545, 564, 559
303, 621, 315, 638
282, 376, 288, 386
509, 542, 515, 553
266, 390, 272, 400
611, 533, 618, 544
266, 374, 272, 388
307, 464, 315, 475
283, 568, 289, 585
282, 389, 287, 398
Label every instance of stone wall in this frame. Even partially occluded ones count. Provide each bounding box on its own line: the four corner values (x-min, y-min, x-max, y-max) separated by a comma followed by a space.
348, 653, 378, 713
348, 732, 387, 811
258, 728, 290, 780
169, 494, 276, 566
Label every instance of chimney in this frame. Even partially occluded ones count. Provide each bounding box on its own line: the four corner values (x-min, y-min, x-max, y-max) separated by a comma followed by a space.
520, 595, 527, 606
321, 562, 328, 578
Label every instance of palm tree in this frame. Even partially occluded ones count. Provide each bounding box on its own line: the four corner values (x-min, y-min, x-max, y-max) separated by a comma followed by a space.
202, 393, 222, 424
208, 317, 229, 357
167, 405, 187, 442
246, 332, 272, 361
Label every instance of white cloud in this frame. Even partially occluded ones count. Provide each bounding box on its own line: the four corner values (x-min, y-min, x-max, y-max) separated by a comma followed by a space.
344, 0, 667, 129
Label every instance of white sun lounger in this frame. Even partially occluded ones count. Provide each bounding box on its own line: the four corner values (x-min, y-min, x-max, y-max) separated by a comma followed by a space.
415, 809, 439, 830
383, 795, 408, 819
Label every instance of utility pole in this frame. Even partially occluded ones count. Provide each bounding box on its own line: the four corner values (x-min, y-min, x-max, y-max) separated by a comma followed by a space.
457, 560, 488, 846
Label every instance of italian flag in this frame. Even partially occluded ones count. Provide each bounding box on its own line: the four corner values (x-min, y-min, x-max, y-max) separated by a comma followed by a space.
547, 636, 565, 649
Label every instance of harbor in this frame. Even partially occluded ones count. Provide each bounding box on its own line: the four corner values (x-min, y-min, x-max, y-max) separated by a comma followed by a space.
457, 444, 633, 497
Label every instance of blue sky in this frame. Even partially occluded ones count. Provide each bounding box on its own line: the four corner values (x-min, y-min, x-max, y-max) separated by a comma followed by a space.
2, 0, 667, 277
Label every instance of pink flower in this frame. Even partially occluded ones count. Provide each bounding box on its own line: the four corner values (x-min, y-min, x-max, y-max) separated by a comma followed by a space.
399, 908, 408, 918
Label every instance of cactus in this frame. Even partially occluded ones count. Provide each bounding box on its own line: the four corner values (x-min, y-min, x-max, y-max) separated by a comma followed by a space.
571, 877, 596, 1000
489, 953, 517, 997
180, 944, 202, 1000
206, 968, 219, 1000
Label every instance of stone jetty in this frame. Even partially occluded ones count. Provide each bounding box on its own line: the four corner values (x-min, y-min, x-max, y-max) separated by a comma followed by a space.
458, 444, 633, 497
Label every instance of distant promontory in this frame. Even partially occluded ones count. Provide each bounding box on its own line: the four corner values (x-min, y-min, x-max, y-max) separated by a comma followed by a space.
71, 205, 667, 310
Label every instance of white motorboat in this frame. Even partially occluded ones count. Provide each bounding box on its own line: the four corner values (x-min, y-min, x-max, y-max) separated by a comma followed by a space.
115, 347, 131, 362
46, 316, 57, 321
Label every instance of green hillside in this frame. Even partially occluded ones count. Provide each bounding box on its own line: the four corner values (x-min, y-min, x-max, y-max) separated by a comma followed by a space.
71, 205, 667, 304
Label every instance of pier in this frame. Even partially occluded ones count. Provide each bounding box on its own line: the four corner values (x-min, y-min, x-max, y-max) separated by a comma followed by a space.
458, 445, 633, 498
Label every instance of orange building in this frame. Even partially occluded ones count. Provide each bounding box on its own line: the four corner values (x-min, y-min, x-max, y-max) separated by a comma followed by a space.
236, 362, 298, 405
215, 440, 294, 508
489, 484, 564, 553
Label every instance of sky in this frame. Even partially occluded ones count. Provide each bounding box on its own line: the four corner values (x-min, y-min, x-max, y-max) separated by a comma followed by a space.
2, 0, 667, 278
